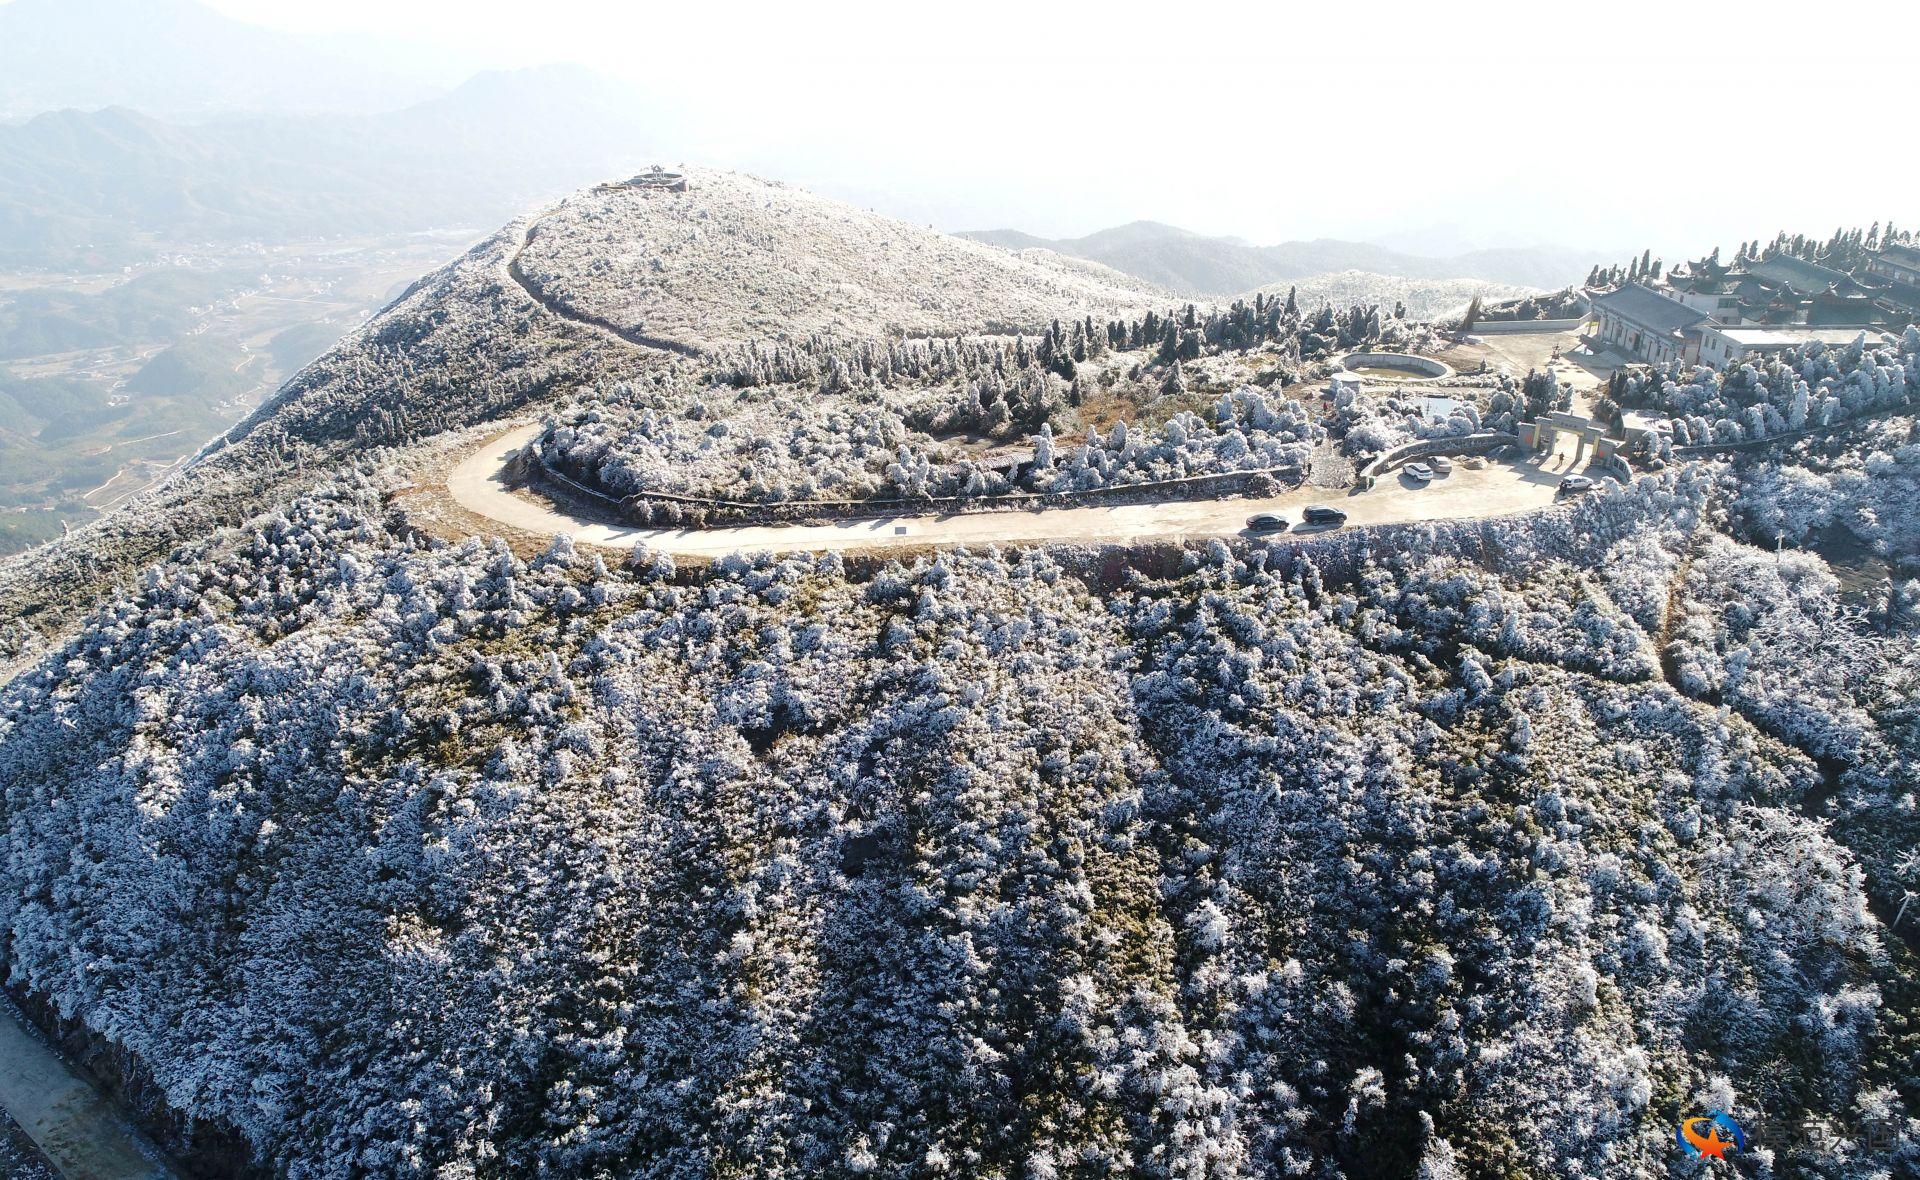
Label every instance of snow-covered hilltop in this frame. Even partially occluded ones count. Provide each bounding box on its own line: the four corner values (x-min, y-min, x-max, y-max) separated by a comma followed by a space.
513, 169, 1168, 350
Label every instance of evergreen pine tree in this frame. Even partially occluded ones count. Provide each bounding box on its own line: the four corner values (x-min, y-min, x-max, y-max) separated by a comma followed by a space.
1461, 295, 1483, 335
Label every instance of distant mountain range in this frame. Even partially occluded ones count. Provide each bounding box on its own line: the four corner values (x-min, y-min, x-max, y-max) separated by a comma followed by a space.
961, 221, 1594, 297
1, 0, 1598, 295
0, 65, 665, 266
0, 0, 472, 119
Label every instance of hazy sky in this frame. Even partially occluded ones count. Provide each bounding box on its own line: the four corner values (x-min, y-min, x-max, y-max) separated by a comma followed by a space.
199, 0, 1918, 257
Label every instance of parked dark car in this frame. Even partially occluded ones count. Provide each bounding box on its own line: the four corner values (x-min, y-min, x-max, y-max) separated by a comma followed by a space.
1302, 505, 1347, 527
1245, 513, 1289, 532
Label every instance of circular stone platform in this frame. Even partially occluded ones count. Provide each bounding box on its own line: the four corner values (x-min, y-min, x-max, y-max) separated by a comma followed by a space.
1338, 351, 1454, 381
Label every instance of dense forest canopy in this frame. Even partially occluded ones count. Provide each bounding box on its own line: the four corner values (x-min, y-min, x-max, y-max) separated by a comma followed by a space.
3, 457, 1919, 1176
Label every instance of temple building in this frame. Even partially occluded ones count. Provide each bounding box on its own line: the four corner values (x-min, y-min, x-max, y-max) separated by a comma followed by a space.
1594, 242, 1918, 365
1592, 283, 1707, 366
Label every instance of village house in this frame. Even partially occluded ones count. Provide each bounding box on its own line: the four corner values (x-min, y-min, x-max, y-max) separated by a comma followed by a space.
1696, 325, 1896, 367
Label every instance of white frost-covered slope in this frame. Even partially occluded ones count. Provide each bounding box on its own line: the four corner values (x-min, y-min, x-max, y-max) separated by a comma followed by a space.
1250, 271, 1540, 321
514, 168, 1168, 349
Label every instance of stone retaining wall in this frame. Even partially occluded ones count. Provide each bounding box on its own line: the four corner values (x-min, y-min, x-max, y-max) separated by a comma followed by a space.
528, 450, 1305, 528
1469, 315, 1590, 335
1466, 290, 1593, 335
1355, 432, 1520, 489
1598, 453, 1633, 482
1339, 351, 1454, 379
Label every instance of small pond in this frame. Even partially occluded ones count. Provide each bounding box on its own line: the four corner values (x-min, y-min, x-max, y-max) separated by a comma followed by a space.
1805, 524, 1892, 602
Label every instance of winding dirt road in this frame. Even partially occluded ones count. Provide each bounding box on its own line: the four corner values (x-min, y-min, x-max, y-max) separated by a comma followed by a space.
447, 424, 1586, 557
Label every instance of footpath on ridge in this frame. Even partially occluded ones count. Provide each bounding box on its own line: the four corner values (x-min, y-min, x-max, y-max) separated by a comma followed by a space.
505, 214, 704, 359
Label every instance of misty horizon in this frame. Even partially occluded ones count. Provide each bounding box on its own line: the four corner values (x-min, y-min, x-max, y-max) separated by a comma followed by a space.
4, 0, 1914, 263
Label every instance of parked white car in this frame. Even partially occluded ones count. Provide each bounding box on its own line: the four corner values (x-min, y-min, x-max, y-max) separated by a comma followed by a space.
1404, 463, 1435, 482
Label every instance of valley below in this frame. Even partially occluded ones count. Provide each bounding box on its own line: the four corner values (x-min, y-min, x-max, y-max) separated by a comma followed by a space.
0, 230, 477, 555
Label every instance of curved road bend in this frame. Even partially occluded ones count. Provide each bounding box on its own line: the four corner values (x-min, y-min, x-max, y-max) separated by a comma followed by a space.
0, 1006, 174, 1179
449, 424, 1587, 558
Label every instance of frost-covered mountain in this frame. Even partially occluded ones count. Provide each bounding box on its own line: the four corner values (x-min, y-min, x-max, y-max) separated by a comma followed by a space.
0, 169, 1164, 642
514, 170, 1166, 349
